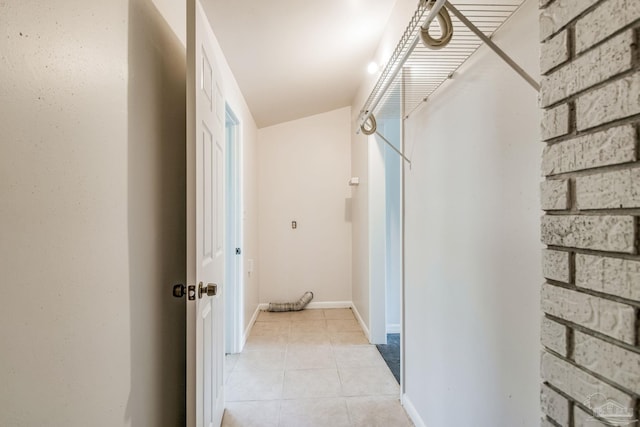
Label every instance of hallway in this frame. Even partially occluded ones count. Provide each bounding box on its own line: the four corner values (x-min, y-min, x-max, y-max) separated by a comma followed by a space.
222, 309, 412, 427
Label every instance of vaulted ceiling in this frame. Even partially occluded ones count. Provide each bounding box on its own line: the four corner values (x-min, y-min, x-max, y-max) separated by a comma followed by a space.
203, 0, 398, 128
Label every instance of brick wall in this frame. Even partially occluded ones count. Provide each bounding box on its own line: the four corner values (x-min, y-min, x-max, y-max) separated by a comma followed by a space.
539, 0, 640, 426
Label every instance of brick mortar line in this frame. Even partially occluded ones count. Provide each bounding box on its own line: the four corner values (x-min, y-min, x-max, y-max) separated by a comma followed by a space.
636, 122, 640, 166
636, 308, 640, 348
545, 277, 572, 288
543, 246, 573, 254
542, 414, 562, 427
544, 378, 636, 425
541, 114, 640, 146
637, 216, 640, 259
544, 279, 640, 308
577, 20, 639, 66
569, 250, 576, 285
541, 381, 571, 423
541, 347, 640, 399
539, 2, 603, 44
544, 208, 640, 216
635, 26, 640, 68
538, 1, 552, 12
567, 20, 575, 68
542, 159, 640, 180
569, 400, 575, 427
544, 245, 640, 262
544, 312, 640, 355
568, 177, 576, 212
568, 100, 577, 136
574, 398, 633, 426
541, 11, 640, 52
540, 66, 640, 113
549, 415, 563, 427
566, 320, 575, 360
542, 210, 640, 216
541, 21, 640, 77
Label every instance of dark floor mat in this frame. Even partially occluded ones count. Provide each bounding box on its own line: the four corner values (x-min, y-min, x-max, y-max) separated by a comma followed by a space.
376, 333, 400, 384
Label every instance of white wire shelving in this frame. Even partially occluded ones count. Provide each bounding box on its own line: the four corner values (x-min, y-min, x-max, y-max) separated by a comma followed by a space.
358, 1, 536, 129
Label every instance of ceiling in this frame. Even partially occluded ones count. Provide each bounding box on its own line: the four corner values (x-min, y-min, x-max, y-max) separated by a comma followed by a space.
203, 0, 398, 128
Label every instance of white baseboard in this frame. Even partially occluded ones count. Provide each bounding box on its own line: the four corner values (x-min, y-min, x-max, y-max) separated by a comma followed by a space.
258, 300, 352, 310
307, 300, 352, 309
241, 304, 261, 351
402, 394, 427, 427
350, 303, 370, 341
386, 323, 401, 334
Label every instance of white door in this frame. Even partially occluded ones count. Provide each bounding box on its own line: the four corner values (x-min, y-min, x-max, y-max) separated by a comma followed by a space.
186, 0, 225, 426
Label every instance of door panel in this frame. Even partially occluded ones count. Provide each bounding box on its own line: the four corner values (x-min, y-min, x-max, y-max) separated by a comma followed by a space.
203, 125, 214, 262
214, 139, 224, 257
187, 1, 225, 426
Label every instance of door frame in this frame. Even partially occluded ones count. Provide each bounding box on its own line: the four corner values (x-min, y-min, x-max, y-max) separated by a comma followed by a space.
368, 112, 404, 396
368, 136, 387, 345
224, 104, 243, 354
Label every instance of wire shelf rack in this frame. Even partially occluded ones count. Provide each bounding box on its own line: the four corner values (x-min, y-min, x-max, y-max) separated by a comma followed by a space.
359, 1, 525, 125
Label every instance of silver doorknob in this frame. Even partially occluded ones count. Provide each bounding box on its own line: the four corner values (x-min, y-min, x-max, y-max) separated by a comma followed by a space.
198, 282, 217, 298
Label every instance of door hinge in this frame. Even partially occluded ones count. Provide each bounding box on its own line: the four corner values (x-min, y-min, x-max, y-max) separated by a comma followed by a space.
235, 248, 241, 255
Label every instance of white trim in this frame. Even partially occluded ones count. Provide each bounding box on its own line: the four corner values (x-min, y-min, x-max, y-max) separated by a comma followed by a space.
224, 104, 243, 356
386, 323, 401, 334
306, 301, 352, 309
240, 304, 261, 351
350, 303, 371, 341
368, 137, 388, 345
402, 394, 427, 427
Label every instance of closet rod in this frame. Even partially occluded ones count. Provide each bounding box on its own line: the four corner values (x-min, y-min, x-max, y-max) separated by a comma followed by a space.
444, 1, 540, 91
358, 0, 447, 130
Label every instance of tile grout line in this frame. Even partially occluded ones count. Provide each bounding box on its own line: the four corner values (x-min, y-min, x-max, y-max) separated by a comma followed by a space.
223, 308, 411, 426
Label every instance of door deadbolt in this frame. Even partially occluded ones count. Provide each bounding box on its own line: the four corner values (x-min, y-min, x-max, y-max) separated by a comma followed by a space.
198, 282, 217, 298
172, 284, 196, 301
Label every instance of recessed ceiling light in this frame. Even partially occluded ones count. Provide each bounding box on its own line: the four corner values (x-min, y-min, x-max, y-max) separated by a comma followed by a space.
367, 62, 379, 74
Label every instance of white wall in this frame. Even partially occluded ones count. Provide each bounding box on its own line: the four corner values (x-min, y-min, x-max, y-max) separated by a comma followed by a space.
350, 127, 371, 326
258, 107, 352, 304
151, 0, 186, 46
0, 0, 260, 424
238, 113, 260, 334
402, 0, 541, 425
0, 0, 186, 425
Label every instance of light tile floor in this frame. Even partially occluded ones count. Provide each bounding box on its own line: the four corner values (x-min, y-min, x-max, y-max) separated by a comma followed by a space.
222, 308, 413, 427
